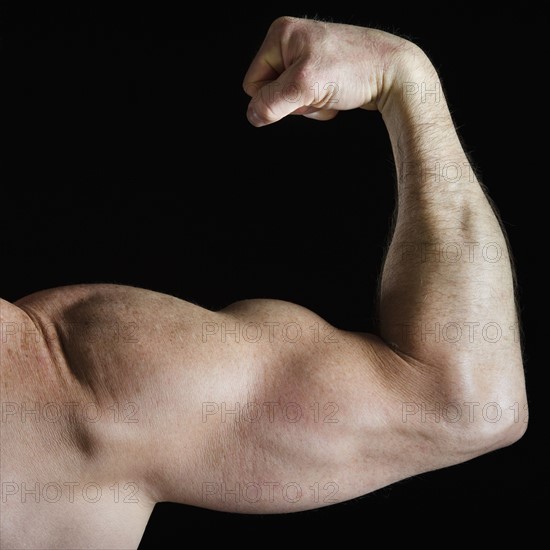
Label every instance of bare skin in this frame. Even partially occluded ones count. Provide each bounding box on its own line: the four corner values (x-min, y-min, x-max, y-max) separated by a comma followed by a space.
0, 17, 527, 549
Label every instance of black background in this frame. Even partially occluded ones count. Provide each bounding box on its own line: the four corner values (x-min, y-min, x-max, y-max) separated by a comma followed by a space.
2, 4, 542, 546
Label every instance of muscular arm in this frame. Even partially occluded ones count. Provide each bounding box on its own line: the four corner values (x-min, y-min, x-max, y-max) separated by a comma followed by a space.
149, 19, 524, 510
240, 15, 527, 446
2, 19, 527, 540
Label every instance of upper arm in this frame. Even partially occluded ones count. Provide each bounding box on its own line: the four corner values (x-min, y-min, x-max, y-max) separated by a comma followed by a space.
159, 299, 502, 513
13, 286, 520, 513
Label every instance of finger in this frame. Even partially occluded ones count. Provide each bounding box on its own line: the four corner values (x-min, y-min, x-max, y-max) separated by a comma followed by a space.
243, 30, 285, 98
242, 16, 303, 95
243, 59, 282, 99
246, 64, 313, 127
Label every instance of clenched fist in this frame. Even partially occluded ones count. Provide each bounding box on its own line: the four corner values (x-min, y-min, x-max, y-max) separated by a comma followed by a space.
243, 16, 433, 126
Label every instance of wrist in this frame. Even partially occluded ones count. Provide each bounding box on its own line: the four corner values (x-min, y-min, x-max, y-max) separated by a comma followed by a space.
379, 44, 454, 142
379, 43, 441, 118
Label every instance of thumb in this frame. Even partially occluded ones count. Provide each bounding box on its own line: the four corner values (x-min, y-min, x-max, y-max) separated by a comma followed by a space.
247, 65, 312, 127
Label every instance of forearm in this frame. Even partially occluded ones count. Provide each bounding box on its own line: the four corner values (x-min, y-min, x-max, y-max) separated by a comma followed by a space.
241, 16, 526, 428
379, 49, 525, 409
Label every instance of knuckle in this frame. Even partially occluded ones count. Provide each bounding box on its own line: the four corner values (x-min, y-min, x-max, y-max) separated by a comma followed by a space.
257, 100, 279, 123
242, 80, 259, 96
270, 16, 311, 42
292, 64, 314, 87
271, 16, 298, 32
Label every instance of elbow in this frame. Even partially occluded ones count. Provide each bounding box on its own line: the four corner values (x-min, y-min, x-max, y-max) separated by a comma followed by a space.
401, 353, 528, 460
439, 359, 529, 456
483, 402, 528, 449
448, 398, 528, 457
